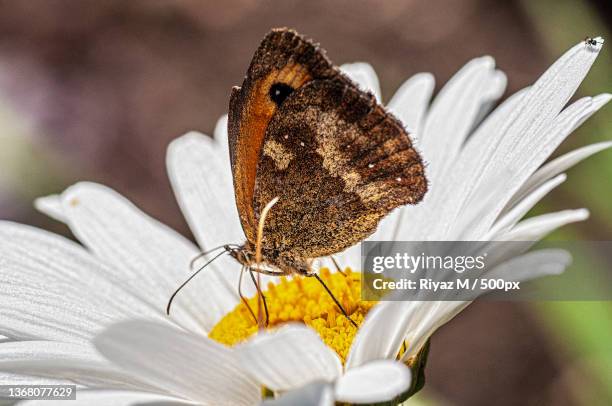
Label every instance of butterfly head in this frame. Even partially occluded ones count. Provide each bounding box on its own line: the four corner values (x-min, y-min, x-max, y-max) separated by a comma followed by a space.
226, 243, 253, 266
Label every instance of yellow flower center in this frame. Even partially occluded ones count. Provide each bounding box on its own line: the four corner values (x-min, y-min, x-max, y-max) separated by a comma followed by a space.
209, 268, 376, 362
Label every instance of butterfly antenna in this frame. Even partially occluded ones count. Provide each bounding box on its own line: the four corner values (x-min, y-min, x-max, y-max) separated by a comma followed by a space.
189, 244, 240, 270
166, 249, 228, 315
254, 196, 279, 329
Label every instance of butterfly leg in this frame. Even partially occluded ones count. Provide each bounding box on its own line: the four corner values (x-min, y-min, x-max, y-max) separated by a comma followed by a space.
329, 256, 347, 276
238, 265, 258, 323
248, 266, 270, 327
307, 271, 358, 328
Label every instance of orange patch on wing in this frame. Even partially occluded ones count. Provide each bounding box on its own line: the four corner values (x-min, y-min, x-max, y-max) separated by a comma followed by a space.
233, 62, 312, 241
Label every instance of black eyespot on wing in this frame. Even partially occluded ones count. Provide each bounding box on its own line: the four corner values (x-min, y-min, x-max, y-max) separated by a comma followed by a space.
270, 83, 294, 106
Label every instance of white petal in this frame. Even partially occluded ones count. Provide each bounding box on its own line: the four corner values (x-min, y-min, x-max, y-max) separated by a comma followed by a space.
472, 69, 508, 128
238, 324, 342, 392
18, 390, 189, 406
0, 221, 160, 343
387, 72, 435, 135
401, 302, 468, 361
346, 301, 408, 368
340, 63, 382, 102
464, 87, 529, 162
501, 209, 590, 241
94, 320, 260, 406
509, 141, 612, 207
463, 80, 605, 239
419, 56, 498, 181
568, 93, 611, 131
34, 194, 66, 222
213, 114, 230, 153
488, 174, 567, 238
499, 94, 610, 193
334, 360, 411, 404
387, 249, 571, 363
395, 88, 529, 241
346, 300, 459, 367
397, 62, 503, 241
0, 341, 152, 391
168, 131, 251, 323
261, 381, 334, 406
458, 96, 592, 238
167, 130, 243, 249
58, 181, 233, 332
485, 249, 570, 282
429, 40, 602, 240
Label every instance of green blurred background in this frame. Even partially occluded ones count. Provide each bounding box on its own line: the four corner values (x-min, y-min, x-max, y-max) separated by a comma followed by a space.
0, 1, 610, 405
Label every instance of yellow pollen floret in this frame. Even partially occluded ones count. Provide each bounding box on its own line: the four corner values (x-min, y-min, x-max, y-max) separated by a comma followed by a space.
208, 268, 376, 363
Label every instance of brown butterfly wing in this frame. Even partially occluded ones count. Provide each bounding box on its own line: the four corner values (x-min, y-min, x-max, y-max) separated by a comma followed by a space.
253, 77, 427, 261
228, 28, 335, 242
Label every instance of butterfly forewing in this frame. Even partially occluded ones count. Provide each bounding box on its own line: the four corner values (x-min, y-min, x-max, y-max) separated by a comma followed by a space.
228, 29, 335, 242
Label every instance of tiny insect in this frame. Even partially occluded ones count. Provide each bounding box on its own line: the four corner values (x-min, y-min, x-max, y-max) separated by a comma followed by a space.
584, 37, 604, 48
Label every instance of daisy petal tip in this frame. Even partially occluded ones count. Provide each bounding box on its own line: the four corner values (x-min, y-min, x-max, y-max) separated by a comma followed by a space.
34, 194, 65, 222
213, 115, 229, 139
169, 131, 211, 150
340, 62, 381, 100
472, 55, 496, 70
559, 173, 569, 184
183, 130, 209, 139
340, 61, 376, 74
593, 93, 612, 106
493, 69, 508, 87
555, 253, 573, 274
167, 131, 217, 163
334, 361, 411, 404
60, 181, 110, 207
411, 71, 435, 85
576, 208, 590, 220
539, 249, 573, 276
482, 54, 496, 66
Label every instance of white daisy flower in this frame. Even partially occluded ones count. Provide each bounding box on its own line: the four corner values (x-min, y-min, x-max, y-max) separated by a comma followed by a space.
0, 37, 609, 405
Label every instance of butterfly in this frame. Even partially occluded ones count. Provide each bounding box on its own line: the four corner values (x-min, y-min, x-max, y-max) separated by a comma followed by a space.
167, 28, 428, 319
226, 28, 427, 276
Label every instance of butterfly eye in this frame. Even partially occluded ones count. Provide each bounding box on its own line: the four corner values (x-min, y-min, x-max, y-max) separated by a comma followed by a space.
269, 83, 294, 106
